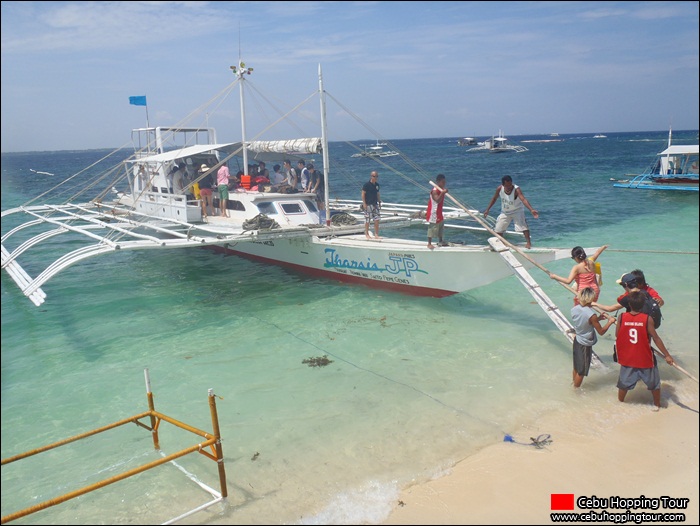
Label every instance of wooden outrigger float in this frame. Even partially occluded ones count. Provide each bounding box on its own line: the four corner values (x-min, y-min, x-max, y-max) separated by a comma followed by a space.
1, 369, 227, 525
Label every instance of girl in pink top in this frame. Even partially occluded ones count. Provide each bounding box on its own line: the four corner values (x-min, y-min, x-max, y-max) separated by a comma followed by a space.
550, 245, 608, 305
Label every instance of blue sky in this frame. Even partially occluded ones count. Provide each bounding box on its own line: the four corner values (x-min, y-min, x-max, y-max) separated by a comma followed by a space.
1, 1, 698, 152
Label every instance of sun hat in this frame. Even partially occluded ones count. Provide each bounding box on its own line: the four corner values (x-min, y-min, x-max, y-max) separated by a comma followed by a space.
616, 273, 637, 287
200, 164, 209, 171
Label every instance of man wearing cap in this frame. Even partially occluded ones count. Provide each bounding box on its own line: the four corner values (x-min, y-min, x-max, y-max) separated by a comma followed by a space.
594, 273, 663, 329
198, 164, 214, 218
594, 273, 639, 314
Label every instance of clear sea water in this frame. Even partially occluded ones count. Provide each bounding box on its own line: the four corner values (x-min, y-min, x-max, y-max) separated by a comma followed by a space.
1, 130, 698, 525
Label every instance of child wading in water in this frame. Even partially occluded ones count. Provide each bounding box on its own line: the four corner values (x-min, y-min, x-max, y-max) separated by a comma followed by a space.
570, 287, 614, 388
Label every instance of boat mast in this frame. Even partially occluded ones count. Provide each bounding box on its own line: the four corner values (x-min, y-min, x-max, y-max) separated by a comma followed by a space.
231, 60, 253, 174
666, 126, 672, 174
318, 64, 331, 226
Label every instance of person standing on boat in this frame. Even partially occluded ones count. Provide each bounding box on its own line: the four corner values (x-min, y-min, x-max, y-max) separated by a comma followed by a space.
426, 173, 448, 249
198, 164, 214, 218
308, 163, 325, 212
570, 287, 614, 388
550, 245, 608, 304
483, 175, 539, 249
283, 160, 297, 189
217, 163, 231, 217
298, 160, 310, 192
172, 163, 188, 195
362, 171, 382, 239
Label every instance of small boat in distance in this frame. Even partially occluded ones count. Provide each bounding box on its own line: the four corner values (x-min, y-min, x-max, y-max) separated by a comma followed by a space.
593, 134, 607, 138
466, 131, 528, 153
351, 140, 399, 158
613, 128, 699, 192
457, 137, 477, 146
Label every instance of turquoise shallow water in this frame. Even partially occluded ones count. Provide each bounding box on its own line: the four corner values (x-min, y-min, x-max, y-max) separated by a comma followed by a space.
1, 131, 698, 524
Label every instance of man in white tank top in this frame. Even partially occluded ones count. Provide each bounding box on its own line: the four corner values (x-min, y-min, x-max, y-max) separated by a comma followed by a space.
483, 175, 539, 248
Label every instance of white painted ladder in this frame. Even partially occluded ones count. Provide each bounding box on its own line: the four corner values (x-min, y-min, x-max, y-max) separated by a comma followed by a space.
488, 237, 605, 368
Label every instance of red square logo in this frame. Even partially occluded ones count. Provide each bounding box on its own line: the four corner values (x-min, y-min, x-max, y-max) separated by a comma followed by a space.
551, 493, 575, 510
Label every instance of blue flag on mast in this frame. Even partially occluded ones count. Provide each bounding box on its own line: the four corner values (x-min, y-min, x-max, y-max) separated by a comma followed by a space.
129, 95, 147, 106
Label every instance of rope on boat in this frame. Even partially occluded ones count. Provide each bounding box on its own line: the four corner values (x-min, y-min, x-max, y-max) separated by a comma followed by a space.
242, 214, 279, 231
606, 248, 698, 255
330, 212, 358, 226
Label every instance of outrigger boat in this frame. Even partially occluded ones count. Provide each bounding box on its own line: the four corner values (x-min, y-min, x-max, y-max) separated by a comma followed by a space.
1, 62, 575, 307
613, 128, 699, 192
350, 140, 399, 158
465, 131, 528, 153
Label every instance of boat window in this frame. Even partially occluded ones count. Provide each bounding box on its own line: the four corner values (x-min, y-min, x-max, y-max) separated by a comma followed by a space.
256, 202, 278, 215
303, 200, 318, 212
227, 200, 246, 211
280, 203, 304, 214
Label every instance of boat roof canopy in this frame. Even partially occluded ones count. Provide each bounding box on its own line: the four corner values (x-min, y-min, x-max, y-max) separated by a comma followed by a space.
131, 138, 322, 164
132, 143, 240, 164
658, 145, 699, 156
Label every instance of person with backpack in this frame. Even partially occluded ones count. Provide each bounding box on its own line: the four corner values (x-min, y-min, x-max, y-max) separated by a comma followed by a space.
594, 273, 663, 329
615, 291, 674, 411
631, 268, 664, 307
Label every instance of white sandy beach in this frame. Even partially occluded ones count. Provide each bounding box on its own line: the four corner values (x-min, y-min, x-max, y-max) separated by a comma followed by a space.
383, 381, 699, 525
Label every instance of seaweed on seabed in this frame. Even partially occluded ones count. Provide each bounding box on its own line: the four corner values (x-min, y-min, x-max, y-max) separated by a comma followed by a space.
302, 355, 333, 367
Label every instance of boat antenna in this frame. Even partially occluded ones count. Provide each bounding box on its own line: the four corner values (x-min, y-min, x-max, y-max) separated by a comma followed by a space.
230, 59, 253, 175
318, 64, 331, 226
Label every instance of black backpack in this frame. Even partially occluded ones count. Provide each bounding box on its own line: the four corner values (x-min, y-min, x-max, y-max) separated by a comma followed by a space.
640, 290, 662, 329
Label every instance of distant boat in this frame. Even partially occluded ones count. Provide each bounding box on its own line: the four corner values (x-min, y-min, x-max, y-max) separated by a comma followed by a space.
613, 128, 698, 192
457, 137, 477, 146
549, 133, 560, 137
29, 168, 55, 176
593, 134, 607, 139
351, 140, 399, 158
466, 131, 528, 153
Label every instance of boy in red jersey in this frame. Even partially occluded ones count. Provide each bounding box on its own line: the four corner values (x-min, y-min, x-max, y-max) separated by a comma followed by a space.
615, 292, 674, 410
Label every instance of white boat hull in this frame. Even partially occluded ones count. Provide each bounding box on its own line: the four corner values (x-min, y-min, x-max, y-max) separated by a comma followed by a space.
213, 234, 570, 297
